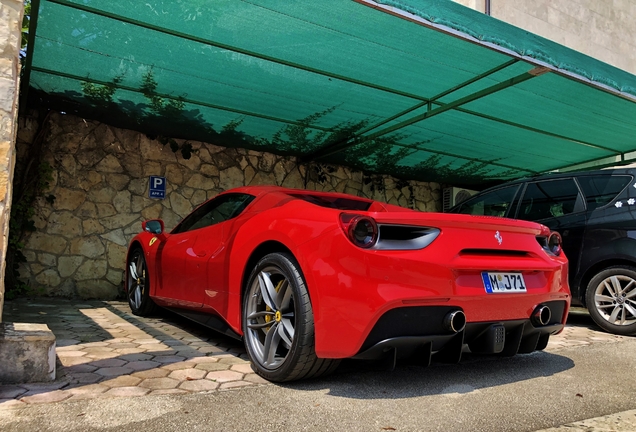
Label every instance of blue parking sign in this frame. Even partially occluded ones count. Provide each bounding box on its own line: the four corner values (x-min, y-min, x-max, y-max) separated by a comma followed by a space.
149, 176, 166, 199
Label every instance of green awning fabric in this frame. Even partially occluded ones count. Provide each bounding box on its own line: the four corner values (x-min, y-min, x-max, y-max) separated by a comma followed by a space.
24, 0, 636, 186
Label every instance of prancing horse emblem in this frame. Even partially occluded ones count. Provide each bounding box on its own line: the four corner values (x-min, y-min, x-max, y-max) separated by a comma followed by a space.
495, 231, 503, 245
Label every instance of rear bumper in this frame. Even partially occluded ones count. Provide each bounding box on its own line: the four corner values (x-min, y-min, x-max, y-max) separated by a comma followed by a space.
353, 302, 566, 363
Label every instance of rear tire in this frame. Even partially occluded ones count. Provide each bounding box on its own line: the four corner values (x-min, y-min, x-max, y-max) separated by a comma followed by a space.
586, 266, 636, 336
242, 252, 339, 382
126, 247, 158, 316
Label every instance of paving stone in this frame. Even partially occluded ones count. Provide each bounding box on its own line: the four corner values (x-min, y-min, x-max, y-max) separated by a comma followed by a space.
59, 357, 93, 367
67, 372, 103, 384
219, 381, 254, 390
101, 375, 142, 388
168, 368, 207, 380
188, 342, 214, 347
126, 360, 161, 371
109, 343, 140, 349
159, 340, 188, 347
91, 358, 128, 368
132, 369, 170, 379
189, 356, 220, 364
197, 346, 226, 354
0, 386, 27, 399
113, 347, 146, 354
139, 377, 180, 390
64, 364, 99, 373
179, 379, 220, 392
206, 370, 244, 383
108, 337, 133, 343
174, 348, 203, 357
81, 342, 111, 347
82, 347, 115, 354
95, 366, 134, 377
21, 390, 72, 404
195, 363, 230, 372
153, 355, 186, 364
161, 362, 197, 371
244, 373, 269, 384
85, 352, 120, 360
102, 387, 150, 397
65, 383, 109, 394
119, 353, 154, 362
22, 382, 69, 391
139, 344, 172, 352
56, 339, 81, 347
231, 363, 254, 374
57, 350, 87, 357
219, 357, 249, 365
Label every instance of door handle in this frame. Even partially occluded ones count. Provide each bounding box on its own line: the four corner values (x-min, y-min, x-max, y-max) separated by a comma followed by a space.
196, 251, 207, 257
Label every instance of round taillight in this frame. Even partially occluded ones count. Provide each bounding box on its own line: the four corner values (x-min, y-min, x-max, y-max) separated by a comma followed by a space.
548, 232, 562, 256
345, 216, 378, 248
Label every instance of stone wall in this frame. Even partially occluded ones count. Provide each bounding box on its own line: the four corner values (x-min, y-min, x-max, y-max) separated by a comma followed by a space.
16, 112, 441, 299
0, 0, 23, 320
453, 0, 636, 76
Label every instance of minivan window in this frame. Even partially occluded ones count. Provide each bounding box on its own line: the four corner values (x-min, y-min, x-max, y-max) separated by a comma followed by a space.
455, 185, 519, 217
518, 179, 581, 221
577, 174, 632, 211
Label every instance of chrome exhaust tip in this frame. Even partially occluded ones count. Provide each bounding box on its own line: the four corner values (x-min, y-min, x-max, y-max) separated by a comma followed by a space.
444, 310, 466, 333
532, 305, 551, 326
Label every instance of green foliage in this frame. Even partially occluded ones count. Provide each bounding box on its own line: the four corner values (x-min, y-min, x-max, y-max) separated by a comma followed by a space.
21, 0, 31, 50
81, 75, 122, 104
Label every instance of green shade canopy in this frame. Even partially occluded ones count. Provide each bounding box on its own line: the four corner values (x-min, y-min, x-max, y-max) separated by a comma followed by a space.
24, 0, 636, 186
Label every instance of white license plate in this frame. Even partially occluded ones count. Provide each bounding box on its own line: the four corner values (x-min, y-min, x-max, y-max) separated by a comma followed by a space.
482, 272, 527, 293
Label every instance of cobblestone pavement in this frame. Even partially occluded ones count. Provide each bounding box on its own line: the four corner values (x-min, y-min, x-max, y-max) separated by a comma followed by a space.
0, 300, 627, 409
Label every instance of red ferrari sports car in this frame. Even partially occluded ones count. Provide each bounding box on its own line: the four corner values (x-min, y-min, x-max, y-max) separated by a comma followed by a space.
126, 186, 570, 382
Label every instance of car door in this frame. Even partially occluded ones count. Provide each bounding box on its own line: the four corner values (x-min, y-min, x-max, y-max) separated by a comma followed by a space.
164, 193, 255, 309
513, 178, 586, 279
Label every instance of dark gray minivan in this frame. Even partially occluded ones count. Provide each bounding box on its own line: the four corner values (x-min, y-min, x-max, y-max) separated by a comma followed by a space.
450, 168, 636, 335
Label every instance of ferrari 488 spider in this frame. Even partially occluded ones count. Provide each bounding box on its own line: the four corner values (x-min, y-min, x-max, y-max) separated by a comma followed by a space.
126, 186, 570, 382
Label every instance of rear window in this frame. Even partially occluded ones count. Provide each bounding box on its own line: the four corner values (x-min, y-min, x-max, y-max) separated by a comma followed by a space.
577, 174, 632, 211
518, 178, 581, 220
290, 193, 372, 211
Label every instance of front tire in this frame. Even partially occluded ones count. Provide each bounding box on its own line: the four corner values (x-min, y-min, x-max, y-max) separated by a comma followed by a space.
242, 252, 339, 382
586, 266, 636, 335
127, 247, 158, 316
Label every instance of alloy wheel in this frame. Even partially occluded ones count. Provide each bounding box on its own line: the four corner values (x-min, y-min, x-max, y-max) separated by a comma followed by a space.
128, 251, 146, 311
245, 266, 296, 370
593, 274, 636, 326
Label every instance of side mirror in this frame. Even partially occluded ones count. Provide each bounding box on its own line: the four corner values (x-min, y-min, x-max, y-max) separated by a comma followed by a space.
142, 219, 164, 235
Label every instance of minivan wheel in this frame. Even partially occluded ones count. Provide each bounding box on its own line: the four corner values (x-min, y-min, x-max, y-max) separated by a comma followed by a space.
586, 266, 636, 336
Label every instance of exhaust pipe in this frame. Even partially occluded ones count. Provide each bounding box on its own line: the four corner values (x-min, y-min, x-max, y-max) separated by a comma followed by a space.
443, 310, 466, 333
532, 305, 551, 326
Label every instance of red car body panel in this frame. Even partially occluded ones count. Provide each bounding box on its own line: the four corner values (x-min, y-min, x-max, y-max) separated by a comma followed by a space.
127, 186, 570, 359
